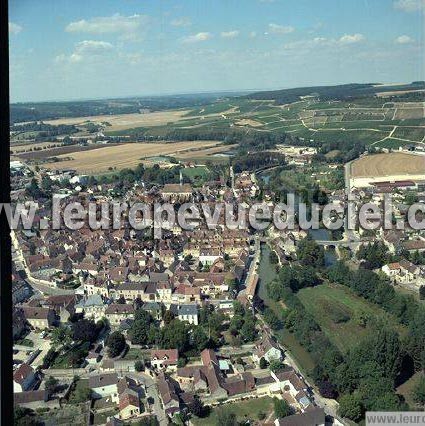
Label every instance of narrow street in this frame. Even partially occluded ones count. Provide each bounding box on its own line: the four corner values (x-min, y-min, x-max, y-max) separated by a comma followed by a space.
127, 372, 168, 426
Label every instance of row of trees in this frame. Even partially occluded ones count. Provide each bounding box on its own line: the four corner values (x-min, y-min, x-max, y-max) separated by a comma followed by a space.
232, 152, 285, 173
266, 242, 425, 421
324, 261, 425, 420
128, 306, 229, 357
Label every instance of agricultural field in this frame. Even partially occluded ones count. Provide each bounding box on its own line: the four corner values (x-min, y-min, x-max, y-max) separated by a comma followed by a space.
394, 107, 424, 120
297, 283, 407, 354
44, 110, 191, 130
350, 152, 425, 178
392, 126, 425, 142
14, 83, 425, 155
42, 141, 228, 174
174, 144, 236, 161
13, 143, 120, 161
10, 141, 63, 154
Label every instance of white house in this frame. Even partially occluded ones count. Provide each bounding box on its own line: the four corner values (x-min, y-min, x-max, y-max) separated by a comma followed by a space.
170, 304, 199, 325
253, 335, 282, 364
13, 364, 36, 393
75, 295, 106, 322
151, 349, 179, 371
382, 260, 422, 285
89, 373, 119, 403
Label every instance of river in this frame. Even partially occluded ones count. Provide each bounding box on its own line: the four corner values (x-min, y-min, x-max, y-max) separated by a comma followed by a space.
258, 170, 337, 266
256, 243, 316, 372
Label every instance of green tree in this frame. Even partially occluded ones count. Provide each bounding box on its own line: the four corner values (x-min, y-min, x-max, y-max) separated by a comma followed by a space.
240, 316, 257, 342
338, 394, 363, 422
72, 318, 99, 343
50, 325, 72, 348
163, 310, 175, 325
192, 326, 209, 351
233, 301, 245, 317
273, 398, 292, 418
14, 407, 37, 426
160, 319, 189, 352
296, 237, 325, 268
264, 308, 281, 330
69, 385, 91, 404
106, 331, 126, 358
45, 376, 59, 395
216, 409, 237, 426
259, 357, 268, 369
188, 395, 208, 418
135, 360, 144, 372
129, 318, 151, 345
269, 360, 285, 372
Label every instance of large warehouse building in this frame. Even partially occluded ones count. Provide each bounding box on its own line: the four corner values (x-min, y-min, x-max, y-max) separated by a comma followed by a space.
348, 152, 425, 191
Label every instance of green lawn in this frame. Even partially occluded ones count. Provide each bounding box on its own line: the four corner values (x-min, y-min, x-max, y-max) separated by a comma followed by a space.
93, 409, 118, 425
122, 347, 146, 360
16, 338, 34, 347
181, 166, 211, 184
192, 397, 274, 426
297, 283, 407, 354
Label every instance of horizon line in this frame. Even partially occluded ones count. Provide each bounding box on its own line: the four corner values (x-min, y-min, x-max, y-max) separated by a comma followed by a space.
10, 80, 420, 105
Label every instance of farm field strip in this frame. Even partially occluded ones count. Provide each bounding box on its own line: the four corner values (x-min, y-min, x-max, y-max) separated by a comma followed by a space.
42, 141, 226, 173
351, 152, 425, 178
44, 110, 192, 130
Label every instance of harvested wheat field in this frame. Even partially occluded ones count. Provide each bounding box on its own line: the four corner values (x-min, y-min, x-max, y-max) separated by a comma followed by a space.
44, 110, 191, 130
43, 141, 224, 174
175, 144, 237, 160
234, 119, 264, 127
351, 152, 425, 178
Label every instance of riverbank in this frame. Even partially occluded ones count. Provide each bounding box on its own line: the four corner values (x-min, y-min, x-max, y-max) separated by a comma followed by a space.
256, 244, 316, 373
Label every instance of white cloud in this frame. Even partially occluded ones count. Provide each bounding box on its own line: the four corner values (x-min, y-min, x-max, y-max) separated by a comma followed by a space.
284, 37, 330, 50
395, 34, 414, 44
394, 0, 424, 12
249, 31, 257, 38
284, 34, 366, 51
120, 52, 143, 65
9, 22, 22, 35
171, 17, 191, 27
56, 40, 113, 63
65, 14, 148, 35
221, 30, 239, 39
182, 32, 212, 43
339, 33, 365, 44
268, 23, 294, 35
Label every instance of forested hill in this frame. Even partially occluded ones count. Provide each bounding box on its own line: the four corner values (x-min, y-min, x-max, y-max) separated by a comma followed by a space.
9, 93, 225, 124
244, 81, 425, 104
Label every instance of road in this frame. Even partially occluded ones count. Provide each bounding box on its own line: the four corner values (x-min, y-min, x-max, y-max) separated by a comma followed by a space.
127, 372, 167, 426
255, 312, 345, 423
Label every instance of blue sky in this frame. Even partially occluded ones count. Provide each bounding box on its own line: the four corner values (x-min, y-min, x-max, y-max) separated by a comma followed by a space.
9, 0, 425, 102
